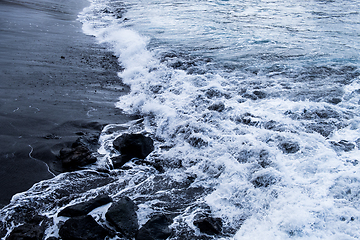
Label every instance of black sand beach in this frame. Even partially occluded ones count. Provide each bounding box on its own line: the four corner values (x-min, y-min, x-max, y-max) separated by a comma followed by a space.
0, 0, 132, 207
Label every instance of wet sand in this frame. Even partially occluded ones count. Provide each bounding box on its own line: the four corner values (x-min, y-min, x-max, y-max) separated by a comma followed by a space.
0, 0, 133, 207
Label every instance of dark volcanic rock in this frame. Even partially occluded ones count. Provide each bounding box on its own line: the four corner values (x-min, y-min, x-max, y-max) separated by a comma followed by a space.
208, 102, 225, 112
105, 196, 139, 238
0, 221, 6, 239
136, 214, 173, 240
327, 97, 342, 105
235, 113, 259, 126
251, 172, 279, 188
6, 214, 48, 240
356, 138, 360, 149
304, 109, 340, 120
330, 140, 355, 152
263, 120, 277, 130
237, 149, 261, 164
110, 155, 129, 169
112, 134, 154, 168
57, 134, 101, 172
306, 122, 336, 137
59, 215, 109, 240
278, 141, 300, 154
174, 225, 214, 240
205, 88, 224, 99
58, 145, 97, 171
193, 214, 222, 235
133, 159, 165, 173
188, 136, 208, 148
253, 90, 267, 99
312, 109, 339, 119
111, 156, 164, 172
58, 195, 112, 217
286, 108, 341, 121
6, 223, 45, 240
263, 120, 285, 132
72, 133, 101, 152
237, 150, 250, 163
242, 93, 258, 100
258, 149, 271, 168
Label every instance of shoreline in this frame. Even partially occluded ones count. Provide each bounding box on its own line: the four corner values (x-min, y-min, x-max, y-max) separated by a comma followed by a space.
0, 0, 133, 207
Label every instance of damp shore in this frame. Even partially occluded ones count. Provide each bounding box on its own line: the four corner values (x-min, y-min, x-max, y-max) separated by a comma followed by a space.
0, 0, 133, 207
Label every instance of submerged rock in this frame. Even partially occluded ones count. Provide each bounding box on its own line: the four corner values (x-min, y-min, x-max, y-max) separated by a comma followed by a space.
6, 223, 45, 240
133, 159, 165, 173
59, 215, 109, 240
253, 90, 267, 99
278, 141, 300, 154
235, 113, 260, 126
110, 155, 130, 169
312, 109, 340, 119
136, 214, 173, 240
193, 214, 222, 235
242, 93, 258, 100
208, 102, 225, 112
6, 215, 48, 240
205, 88, 224, 99
306, 122, 337, 137
0, 221, 6, 239
251, 172, 279, 188
57, 134, 101, 172
356, 138, 360, 149
58, 145, 97, 171
236, 149, 255, 163
330, 140, 355, 152
285, 108, 342, 121
58, 194, 112, 217
188, 136, 208, 148
105, 196, 139, 238
327, 97, 342, 105
258, 149, 272, 168
112, 134, 154, 168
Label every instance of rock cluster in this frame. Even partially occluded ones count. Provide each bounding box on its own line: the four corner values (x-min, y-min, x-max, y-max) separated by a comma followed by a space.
6, 221, 45, 240
330, 140, 356, 152
3, 132, 225, 239
278, 141, 300, 154
5, 215, 48, 240
56, 132, 156, 172
57, 134, 100, 172
112, 133, 154, 168
57, 196, 173, 240
136, 214, 173, 240
58, 195, 112, 217
59, 215, 109, 240
193, 214, 223, 235
105, 196, 139, 238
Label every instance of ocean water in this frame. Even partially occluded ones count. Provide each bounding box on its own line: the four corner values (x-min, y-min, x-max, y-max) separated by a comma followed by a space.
1, 0, 360, 239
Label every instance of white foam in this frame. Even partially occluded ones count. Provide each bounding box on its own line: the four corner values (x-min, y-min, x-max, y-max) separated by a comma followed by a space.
15, 0, 355, 238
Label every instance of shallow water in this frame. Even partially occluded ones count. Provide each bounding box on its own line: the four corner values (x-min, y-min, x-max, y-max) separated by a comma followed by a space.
1, 0, 360, 239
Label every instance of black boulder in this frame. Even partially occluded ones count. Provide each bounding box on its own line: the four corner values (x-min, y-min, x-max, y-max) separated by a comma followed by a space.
58, 215, 109, 240
58, 195, 112, 217
105, 196, 139, 238
136, 214, 173, 240
112, 134, 154, 168
193, 215, 222, 235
